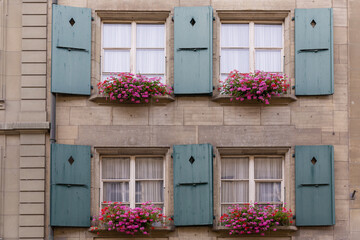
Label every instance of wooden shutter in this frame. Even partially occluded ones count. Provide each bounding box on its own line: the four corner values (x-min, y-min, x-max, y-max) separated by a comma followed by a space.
173, 144, 213, 226
295, 145, 335, 226
295, 8, 334, 95
50, 143, 91, 227
51, 5, 92, 95
174, 6, 213, 95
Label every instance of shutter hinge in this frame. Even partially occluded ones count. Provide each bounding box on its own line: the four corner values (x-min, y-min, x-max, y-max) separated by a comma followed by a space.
91, 154, 93, 158
351, 190, 357, 200
292, 17, 295, 21
91, 17, 94, 21
91, 85, 94, 90
292, 153, 295, 158
292, 215, 296, 219
172, 16, 174, 22
171, 154, 173, 158
213, 17, 215, 21
292, 86, 295, 89
213, 215, 215, 219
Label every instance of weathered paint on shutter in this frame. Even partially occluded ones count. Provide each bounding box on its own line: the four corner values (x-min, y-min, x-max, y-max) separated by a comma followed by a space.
51, 5, 91, 95
295, 8, 333, 95
295, 145, 335, 226
50, 143, 91, 227
174, 6, 213, 95
173, 144, 213, 226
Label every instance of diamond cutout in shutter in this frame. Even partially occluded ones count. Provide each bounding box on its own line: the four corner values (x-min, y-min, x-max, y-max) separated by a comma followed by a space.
68, 156, 75, 165
190, 18, 196, 26
310, 19, 316, 28
69, 18, 75, 26
189, 156, 195, 164
311, 157, 317, 165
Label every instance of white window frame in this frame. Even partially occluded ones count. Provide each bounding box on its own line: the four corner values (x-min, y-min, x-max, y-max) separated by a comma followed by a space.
100, 155, 166, 212
220, 155, 285, 213
219, 21, 284, 77
101, 21, 167, 83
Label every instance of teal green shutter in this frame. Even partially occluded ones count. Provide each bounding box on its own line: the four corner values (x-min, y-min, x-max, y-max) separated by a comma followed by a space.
295, 8, 333, 95
173, 144, 213, 226
295, 145, 335, 226
51, 5, 91, 95
174, 6, 213, 95
50, 143, 91, 227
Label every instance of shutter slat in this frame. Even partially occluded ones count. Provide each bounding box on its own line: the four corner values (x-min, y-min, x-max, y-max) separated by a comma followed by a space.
174, 6, 213, 95
51, 5, 92, 95
295, 8, 334, 95
173, 144, 213, 226
50, 143, 91, 227
295, 145, 335, 226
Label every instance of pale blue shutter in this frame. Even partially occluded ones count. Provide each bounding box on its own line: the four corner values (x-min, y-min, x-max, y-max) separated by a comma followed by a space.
51, 5, 92, 95
295, 8, 334, 95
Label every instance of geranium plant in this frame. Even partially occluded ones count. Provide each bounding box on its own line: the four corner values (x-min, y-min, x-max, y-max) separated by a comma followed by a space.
219, 203, 293, 236
97, 73, 173, 103
90, 201, 171, 235
219, 70, 290, 104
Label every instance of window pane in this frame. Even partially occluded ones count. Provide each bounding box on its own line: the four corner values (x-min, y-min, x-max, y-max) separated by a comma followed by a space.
221, 157, 249, 179
221, 181, 249, 203
103, 50, 130, 72
103, 24, 131, 48
142, 74, 165, 84
102, 157, 130, 179
103, 182, 129, 202
256, 182, 281, 202
255, 24, 282, 48
255, 49, 281, 72
135, 181, 163, 203
221, 49, 249, 73
137, 24, 165, 48
254, 157, 282, 179
136, 157, 163, 179
136, 49, 165, 74
221, 24, 249, 47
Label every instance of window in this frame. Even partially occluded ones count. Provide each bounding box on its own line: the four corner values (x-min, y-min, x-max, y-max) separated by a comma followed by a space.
102, 23, 166, 83
220, 155, 284, 214
220, 22, 283, 80
101, 156, 164, 209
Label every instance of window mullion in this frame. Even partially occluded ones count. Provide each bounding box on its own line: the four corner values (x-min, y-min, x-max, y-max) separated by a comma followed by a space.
281, 22, 285, 73
249, 22, 255, 73
130, 156, 136, 208
281, 156, 285, 203
249, 156, 255, 203
131, 22, 136, 74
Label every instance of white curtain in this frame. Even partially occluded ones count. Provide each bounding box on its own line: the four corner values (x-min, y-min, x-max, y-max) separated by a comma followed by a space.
103, 182, 129, 202
256, 182, 281, 202
255, 50, 281, 72
221, 24, 249, 47
254, 157, 282, 179
136, 24, 165, 48
136, 157, 163, 179
135, 181, 163, 203
103, 50, 130, 72
102, 157, 130, 179
221, 181, 249, 203
221, 49, 249, 74
221, 157, 249, 179
255, 24, 282, 48
103, 23, 131, 48
136, 49, 165, 74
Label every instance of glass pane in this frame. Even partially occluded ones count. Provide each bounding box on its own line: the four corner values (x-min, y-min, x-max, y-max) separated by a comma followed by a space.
103, 23, 131, 48
221, 24, 249, 47
221, 157, 249, 179
137, 24, 165, 48
221, 49, 249, 73
254, 157, 282, 179
142, 74, 165, 84
103, 182, 129, 202
136, 204, 163, 210
255, 24, 282, 48
135, 181, 163, 203
221, 204, 248, 215
136, 49, 165, 74
103, 50, 130, 72
255, 49, 281, 72
102, 157, 130, 179
136, 157, 163, 179
221, 181, 249, 203
256, 182, 281, 202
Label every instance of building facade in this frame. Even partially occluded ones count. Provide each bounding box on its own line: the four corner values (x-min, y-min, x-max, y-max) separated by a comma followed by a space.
0, 0, 359, 239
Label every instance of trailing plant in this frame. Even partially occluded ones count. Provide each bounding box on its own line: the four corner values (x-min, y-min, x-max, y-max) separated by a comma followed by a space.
219, 70, 290, 104
219, 203, 293, 236
97, 73, 173, 103
90, 201, 172, 235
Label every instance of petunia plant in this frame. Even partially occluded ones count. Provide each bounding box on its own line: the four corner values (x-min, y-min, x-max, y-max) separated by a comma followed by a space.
97, 73, 173, 103
219, 203, 293, 236
219, 70, 290, 104
90, 201, 172, 235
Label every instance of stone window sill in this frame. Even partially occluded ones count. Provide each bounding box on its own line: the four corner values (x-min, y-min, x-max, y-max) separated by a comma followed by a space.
89, 94, 175, 105
88, 225, 175, 237
211, 93, 297, 105
213, 225, 298, 237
